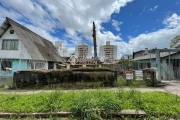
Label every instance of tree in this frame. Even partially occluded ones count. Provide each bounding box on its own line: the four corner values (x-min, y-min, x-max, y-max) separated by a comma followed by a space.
170, 35, 180, 48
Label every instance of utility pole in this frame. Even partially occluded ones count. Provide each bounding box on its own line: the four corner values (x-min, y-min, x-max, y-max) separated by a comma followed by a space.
92, 21, 97, 67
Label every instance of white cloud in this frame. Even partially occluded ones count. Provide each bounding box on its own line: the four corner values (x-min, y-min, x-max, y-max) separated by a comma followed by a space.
0, 0, 133, 57
0, 6, 23, 23
112, 19, 123, 31
119, 13, 180, 53
149, 5, 158, 11
163, 13, 180, 28
1, 1, 180, 60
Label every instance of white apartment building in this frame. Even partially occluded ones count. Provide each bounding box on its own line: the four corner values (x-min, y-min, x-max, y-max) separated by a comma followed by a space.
75, 41, 91, 58
55, 41, 68, 57
99, 41, 117, 60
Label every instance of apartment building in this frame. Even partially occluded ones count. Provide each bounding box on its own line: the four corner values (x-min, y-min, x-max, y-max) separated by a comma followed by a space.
99, 41, 117, 60
55, 41, 68, 57
75, 41, 91, 58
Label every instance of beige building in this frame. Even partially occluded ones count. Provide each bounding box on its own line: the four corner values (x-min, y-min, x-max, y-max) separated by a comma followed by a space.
75, 41, 91, 58
99, 41, 117, 60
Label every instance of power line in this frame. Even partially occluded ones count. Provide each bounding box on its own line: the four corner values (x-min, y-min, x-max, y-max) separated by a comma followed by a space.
60, 0, 92, 22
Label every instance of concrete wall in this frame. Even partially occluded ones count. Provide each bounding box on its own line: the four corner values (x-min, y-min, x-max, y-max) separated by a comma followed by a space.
13, 69, 116, 88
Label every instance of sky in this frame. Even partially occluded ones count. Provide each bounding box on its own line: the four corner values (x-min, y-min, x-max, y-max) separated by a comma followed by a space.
0, 0, 180, 59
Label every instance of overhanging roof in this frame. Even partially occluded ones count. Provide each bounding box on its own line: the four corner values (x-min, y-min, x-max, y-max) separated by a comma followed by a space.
132, 49, 180, 61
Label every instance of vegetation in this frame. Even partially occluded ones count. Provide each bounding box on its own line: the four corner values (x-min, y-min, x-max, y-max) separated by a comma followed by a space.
170, 35, 180, 48
115, 76, 148, 88
0, 90, 180, 119
13, 68, 116, 89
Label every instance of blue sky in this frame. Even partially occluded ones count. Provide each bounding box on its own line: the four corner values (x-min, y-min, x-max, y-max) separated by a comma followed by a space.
0, 0, 180, 59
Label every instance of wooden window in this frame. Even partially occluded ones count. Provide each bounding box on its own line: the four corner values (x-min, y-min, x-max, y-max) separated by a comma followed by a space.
2, 39, 19, 50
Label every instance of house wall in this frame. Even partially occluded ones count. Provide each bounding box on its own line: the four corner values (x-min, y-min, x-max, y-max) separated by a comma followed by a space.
0, 26, 32, 59
0, 59, 28, 77
138, 59, 170, 80
133, 51, 145, 59
0, 59, 51, 77
161, 58, 168, 79
137, 52, 180, 80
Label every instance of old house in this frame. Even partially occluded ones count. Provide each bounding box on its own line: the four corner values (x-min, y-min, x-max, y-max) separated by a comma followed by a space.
132, 48, 180, 81
0, 17, 63, 78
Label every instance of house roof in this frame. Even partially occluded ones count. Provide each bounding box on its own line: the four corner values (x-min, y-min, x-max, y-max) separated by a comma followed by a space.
123, 54, 133, 56
132, 51, 177, 61
0, 17, 63, 62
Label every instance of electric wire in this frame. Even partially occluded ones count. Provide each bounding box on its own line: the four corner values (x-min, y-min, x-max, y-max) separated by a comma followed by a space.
60, 0, 93, 22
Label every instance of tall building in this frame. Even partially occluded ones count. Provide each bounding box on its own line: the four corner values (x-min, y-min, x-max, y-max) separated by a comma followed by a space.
99, 41, 117, 60
55, 41, 68, 57
75, 41, 91, 58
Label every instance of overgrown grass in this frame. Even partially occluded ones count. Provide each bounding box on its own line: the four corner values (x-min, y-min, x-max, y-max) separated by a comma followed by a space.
0, 90, 180, 119
115, 76, 148, 88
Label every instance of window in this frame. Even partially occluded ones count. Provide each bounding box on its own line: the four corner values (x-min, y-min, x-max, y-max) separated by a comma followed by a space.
48, 62, 54, 69
1, 60, 12, 71
147, 63, 151, 68
2, 39, 19, 50
29, 62, 34, 69
35, 63, 45, 69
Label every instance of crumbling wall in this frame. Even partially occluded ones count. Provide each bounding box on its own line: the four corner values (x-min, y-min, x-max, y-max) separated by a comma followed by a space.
13, 68, 116, 88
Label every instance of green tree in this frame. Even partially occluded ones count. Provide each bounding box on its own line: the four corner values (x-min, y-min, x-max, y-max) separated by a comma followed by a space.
170, 35, 180, 48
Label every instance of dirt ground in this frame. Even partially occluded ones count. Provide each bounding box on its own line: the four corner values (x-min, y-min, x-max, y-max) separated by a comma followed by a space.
0, 80, 180, 96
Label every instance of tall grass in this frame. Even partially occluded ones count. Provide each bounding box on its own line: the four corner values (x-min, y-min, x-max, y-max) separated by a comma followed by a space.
0, 90, 180, 119
71, 91, 121, 119
115, 76, 147, 88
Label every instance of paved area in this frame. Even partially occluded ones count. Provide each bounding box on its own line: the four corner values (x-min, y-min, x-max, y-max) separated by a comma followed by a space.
0, 80, 179, 95
162, 80, 180, 96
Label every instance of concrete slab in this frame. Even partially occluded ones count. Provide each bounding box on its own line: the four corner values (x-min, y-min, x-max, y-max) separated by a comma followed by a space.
161, 80, 180, 96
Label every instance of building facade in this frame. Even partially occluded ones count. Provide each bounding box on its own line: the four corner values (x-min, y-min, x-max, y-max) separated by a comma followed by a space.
0, 17, 63, 78
99, 41, 117, 60
132, 48, 180, 80
75, 41, 91, 58
55, 41, 68, 57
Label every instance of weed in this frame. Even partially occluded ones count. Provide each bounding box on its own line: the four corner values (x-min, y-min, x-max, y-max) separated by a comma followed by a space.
115, 76, 147, 88
71, 91, 121, 119
0, 90, 180, 119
